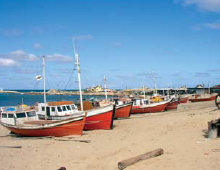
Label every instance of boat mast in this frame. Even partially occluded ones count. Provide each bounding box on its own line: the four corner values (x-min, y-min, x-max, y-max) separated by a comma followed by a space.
104, 75, 108, 101
42, 55, 47, 120
143, 85, 146, 99
152, 71, 157, 94
43, 56, 47, 104
73, 39, 84, 111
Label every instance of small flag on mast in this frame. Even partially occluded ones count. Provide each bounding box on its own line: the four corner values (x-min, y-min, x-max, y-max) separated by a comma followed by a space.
35, 75, 42, 81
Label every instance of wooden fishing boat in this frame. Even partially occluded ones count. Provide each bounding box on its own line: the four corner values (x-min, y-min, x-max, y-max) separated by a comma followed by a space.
189, 95, 216, 102
165, 99, 179, 110
84, 105, 115, 130
131, 99, 171, 114
180, 97, 188, 103
114, 102, 133, 119
38, 101, 116, 131
0, 108, 86, 137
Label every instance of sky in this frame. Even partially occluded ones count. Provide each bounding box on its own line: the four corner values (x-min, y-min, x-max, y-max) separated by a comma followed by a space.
0, 0, 220, 90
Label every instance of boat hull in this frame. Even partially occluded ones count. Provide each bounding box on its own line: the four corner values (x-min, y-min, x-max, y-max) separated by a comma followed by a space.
1, 117, 86, 137
165, 100, 179, 110
180, 97, 188, 103
114, 103, 132, 119
131, 101, 169, 114
84, 105, 115, 130
189, 95, 216, 102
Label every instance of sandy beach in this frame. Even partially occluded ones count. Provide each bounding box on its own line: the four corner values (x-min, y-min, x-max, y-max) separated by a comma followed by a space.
0, 101, 220, 170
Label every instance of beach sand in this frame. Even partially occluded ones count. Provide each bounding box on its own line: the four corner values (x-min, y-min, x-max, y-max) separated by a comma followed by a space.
0, 101, 220, 170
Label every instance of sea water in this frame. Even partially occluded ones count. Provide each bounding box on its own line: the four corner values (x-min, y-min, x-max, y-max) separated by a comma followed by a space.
0, 92, 107, 107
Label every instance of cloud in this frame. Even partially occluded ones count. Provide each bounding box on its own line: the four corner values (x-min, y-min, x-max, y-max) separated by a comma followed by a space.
176, 0, 220, 13
136, 72, 152, 78
195, 72, 210, 77
171, 72, 182, 77
0, 58, 20, 67
12, 68, 38, 74
208, 68, 220, 72
1, 29, 23, 36
114, 75, 135, 79
31, 26, 44, 35
0, 50, 74, 66
33, 43, 43, 49
9, 50, 38, 61
0, 50, 38, 63
74, 35, 93, 41
203, 20, 220, 29
109, 68, 120, 72
106, 42, 122, 48
192, 20, 220, 31
45, 54, 73, 62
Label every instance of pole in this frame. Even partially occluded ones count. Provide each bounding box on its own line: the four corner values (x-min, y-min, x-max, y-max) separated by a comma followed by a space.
73, 39, 83, 111
143, 85, 146, 99
42, 56, 47, 120
43, 56, 47, 104
104, 75, 108, 101
152, 71, 157, 94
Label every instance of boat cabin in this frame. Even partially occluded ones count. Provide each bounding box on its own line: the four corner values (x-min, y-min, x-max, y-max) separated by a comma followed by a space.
37, 101, 79, 117
132, 98, 149, 106
0, 109, 38, 126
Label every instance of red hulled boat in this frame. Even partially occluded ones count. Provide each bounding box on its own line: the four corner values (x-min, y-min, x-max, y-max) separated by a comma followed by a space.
114, 102, 133, 119
180, 97, 188, 103
189, 95, 216, 102
84, 105, 115, 130
165, 99, 179, 110
0, 108, 86, 137
131, 99, 171, 114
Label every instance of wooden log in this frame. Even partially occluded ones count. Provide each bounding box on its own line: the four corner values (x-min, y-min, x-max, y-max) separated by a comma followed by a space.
118, 148, 164, 170
0, 146, 22, 148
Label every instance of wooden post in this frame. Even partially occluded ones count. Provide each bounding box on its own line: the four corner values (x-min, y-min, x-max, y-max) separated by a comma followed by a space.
118, 148, 164, 170
208, 121, 218, 139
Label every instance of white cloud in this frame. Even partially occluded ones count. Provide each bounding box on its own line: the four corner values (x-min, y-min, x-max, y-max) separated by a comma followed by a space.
46, 54, 73, 62
0, 58, 19, 67
1, 29, 23, 36
106, 42, 122, 48
9, 50, 37, 61
203, 20, 220, 29
33, 43, 43, 49
177, 0, 220, 13
192, 20, 220, 30
0, 50, 73, 66
74, 35, 93, 41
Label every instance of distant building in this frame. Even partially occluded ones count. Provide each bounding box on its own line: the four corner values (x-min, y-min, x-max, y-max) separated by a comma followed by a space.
195, 84, 204, 88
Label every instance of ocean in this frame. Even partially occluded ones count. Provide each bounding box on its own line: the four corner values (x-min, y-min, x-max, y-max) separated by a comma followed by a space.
0, 91, 108, 107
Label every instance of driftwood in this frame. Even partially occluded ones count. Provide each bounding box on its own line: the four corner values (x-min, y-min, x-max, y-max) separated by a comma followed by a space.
0, 145, 22, 148
53, 139, 91, 143
14, 136, 90, 143
57, 167, 66, 170
118, 148, 164, 170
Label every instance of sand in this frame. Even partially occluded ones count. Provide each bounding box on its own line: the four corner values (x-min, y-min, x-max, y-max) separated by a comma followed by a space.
0, 101, 220, 170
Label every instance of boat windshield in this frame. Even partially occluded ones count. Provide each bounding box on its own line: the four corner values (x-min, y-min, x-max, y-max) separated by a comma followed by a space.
57, 106, 62, 112
62, 106, 67, 111
26, 111, 36, 117
8, 114, 14, 118
16, 112, 26, 118
2, 113, 7, 118
66, 105, 71, 110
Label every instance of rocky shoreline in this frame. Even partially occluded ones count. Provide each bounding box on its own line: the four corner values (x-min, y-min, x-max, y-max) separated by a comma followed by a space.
0, 89, 118, 96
